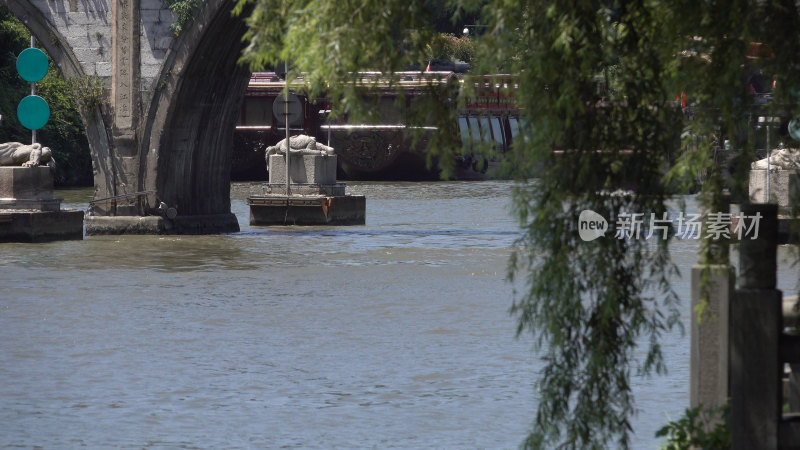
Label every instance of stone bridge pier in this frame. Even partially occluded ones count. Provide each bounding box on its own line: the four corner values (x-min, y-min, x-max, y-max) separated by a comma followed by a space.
2, 0, 252, 233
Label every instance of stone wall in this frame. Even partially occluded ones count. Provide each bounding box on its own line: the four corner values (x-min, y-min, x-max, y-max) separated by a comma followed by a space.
139, 0, 175, 91
28, 0, 112, 78
24, 0, 174, 94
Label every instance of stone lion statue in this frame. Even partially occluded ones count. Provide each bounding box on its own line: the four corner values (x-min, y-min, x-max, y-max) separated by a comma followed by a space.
751, 144, 800, 170
0, 142, 56, 169
265, 135, 334, 170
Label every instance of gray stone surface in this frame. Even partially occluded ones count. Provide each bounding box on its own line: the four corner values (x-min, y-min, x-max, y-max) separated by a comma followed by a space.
731, 288, 782, 450
86, 213, 239, 235
0, 142, 54, 167
249, 195, 366, 226
731, 202, 782, 449
0, 209, 83, 242
0, 166, 54, 201
791, 364, 800, 413
269, 154, 338, 186
5, 0, 252, 233
264, 183, 346, 196
94, 61, 112, 77
140, 0, 165, 10
0, 199, 61, 212
749, 169, 800, 208
752, 146, 800, 170
738, 203, 778, 289
690, 265, 733, 418
85, 215, 170, 234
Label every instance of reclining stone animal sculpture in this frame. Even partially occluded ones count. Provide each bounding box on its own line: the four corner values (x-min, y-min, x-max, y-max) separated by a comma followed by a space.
0, 142, 56, 169
264, 135, 334, 170
751, 144, 800, 170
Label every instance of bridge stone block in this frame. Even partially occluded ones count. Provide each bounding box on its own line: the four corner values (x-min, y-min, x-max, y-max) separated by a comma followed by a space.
160, 9, 176, 22
30, 0, 68, 13
94, 62, 112, 77
67, 12, 111, 26
141, 64, 161, 80
62, 33, 92, 48
140, 45, 168, 66
155, 36, 172, 50
141, 9, 161, 23
72, 47, 108, 65
140, 0, 165, 10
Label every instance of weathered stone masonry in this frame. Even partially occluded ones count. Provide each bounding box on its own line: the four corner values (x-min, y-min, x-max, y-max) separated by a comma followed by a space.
2, 0, 250, 233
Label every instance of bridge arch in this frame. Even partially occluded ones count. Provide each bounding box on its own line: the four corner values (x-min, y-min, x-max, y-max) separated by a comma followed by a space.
141, 0, 250, 226
4, 0, 256, 233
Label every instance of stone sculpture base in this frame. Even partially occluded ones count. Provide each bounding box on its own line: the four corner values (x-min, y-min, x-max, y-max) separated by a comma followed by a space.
0, 166, 83, 242
269, 154, 337, 185
0, 166, 54, 200
748, 169, 800, 243
248, 195, 366, 226
749, 169, 800, 208
251, 153, 365, 225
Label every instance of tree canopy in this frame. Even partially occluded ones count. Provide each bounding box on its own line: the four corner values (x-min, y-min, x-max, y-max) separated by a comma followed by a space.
234, 0, 800, 447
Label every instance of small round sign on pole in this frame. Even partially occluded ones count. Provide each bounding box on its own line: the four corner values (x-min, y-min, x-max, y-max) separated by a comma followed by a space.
17, 95, 50, 130
16, 44, 50, 136
16, 47, 49, 82
273, 92, 303, 126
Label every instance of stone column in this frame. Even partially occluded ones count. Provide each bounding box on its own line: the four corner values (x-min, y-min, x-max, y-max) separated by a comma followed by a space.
731, 203, 781, 450
111, 0, 141, 215
690, 197, 733, 414
112, 0, 139, 131
690, 265, 734, 410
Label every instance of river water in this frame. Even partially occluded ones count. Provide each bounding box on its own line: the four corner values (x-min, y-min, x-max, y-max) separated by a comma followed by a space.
1, 181, 797, 448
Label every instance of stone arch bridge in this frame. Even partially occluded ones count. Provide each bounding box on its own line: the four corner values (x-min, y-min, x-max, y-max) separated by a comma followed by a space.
2, 0, 253, 233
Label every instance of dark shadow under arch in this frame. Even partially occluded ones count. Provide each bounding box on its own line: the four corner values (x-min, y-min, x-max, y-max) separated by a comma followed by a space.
143, 0, 251, 217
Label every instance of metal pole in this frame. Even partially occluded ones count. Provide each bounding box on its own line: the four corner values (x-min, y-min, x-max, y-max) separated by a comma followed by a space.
284, 64, 291, 197
766, 122, 771, 201
30, 35, 36, 145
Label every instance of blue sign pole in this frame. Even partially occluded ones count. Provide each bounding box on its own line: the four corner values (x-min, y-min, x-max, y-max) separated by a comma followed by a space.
30, 37, 35, 144
16, 37, 50, 143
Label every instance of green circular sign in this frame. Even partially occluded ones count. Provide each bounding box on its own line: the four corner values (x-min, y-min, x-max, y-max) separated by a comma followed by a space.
16, 47, 49, 82
17, 95, 50, 130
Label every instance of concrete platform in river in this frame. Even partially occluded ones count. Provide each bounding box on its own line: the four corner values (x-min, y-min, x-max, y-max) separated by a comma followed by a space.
248, 195, 365, 226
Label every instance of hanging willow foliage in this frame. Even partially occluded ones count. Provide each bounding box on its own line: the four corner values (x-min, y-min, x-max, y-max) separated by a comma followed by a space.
481, 2, 684, 447
234, 0, 800, 447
